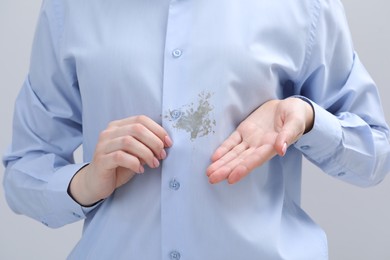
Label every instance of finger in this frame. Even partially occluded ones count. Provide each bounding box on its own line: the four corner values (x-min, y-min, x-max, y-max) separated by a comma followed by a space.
108, 115, 172, 147
105, 150, 144, 174
207, 141, 249, 176
208, 148, 255, 184
208, 146, 265, 184
227, 144, 276, 184
274, 120, 304, 156
208, 164, 234, 184
103, 123, 167, 160
104, 135, 160, 169
115, 167, 137, 187
274, 132, 289, 156
211, 131, 242, 162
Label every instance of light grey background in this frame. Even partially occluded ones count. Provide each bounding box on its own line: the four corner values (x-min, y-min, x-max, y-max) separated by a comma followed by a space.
0, 1, 389, 259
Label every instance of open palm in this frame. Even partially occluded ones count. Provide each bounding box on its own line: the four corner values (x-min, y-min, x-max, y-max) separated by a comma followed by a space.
207, 98, 313, 184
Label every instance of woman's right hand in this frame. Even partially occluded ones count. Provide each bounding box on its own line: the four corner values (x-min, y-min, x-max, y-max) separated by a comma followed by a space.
69, 115, 172, 206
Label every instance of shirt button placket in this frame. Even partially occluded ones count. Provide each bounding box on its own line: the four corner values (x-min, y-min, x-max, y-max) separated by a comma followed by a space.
162, 1, 192, 259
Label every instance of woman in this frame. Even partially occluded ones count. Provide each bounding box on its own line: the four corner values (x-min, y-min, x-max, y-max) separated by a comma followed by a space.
4, 0, 390, 259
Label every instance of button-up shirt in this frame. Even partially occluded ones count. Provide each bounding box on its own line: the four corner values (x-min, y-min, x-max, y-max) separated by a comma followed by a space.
3, 0, 390, 259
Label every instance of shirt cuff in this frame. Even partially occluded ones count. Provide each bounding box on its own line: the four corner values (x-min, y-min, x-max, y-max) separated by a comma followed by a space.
294, 99, 342, 162
43, 163, 99, 228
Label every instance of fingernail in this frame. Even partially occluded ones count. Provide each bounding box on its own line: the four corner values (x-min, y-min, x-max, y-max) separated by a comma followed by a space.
164, 136, 173, 147
282, 143, 287, 156
153, 157, 160, 168
160, 149, 167, 160
138, 165, 145, 174
208, 176, 216, 184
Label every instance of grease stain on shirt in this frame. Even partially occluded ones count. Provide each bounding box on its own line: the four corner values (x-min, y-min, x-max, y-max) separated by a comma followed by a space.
165, 91, 216, 141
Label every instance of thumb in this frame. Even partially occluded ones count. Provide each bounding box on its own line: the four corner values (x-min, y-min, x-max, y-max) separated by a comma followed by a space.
274, 120, 305, 156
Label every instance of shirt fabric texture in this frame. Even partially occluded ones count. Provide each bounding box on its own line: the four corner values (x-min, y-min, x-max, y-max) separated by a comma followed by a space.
3, 0, 390, 259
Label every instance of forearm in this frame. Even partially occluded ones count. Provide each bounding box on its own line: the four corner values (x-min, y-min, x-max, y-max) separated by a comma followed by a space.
3, 77, 92, 227
295, 101, 390, 187
3, 157, 91, 228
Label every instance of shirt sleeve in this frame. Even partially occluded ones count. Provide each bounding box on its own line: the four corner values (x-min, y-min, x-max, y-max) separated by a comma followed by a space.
293, 0, 390, 187
2, 0, 96, 228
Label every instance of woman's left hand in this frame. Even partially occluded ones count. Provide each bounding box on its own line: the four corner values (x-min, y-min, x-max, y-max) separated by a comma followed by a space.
206, 97, 314, 184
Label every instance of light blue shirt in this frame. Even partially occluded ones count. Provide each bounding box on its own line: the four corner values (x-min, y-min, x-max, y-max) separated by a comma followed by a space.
3, 0, 390, 259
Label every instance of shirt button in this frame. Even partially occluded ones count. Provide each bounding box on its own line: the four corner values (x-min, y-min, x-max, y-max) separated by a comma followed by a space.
72, 212, 81, 218
170, 109, 183, 120
300, 145, 310, 150
172, 49, 182, 58
170, 251, 181, 260
169, 179, 181, 191
337, 172, 346, 177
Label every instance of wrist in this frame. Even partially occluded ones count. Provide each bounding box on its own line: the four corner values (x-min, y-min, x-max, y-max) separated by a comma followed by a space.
304, 101, 314, 134
292, 96, 314, 134
68, 165, 102, 207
